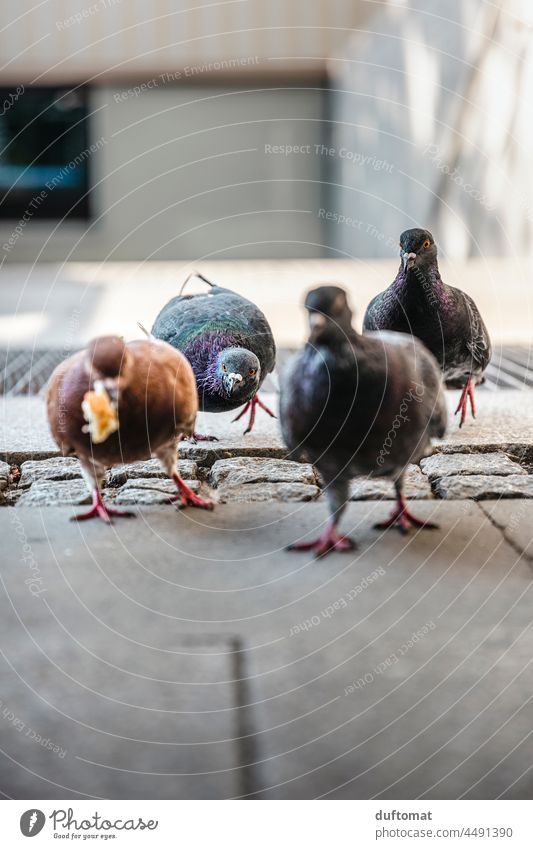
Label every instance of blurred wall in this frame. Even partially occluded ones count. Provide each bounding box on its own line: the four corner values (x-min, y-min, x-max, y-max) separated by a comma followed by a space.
0, 0, 374, 83
0, 85, 325, 261
0, 0, 379, 262
327, 0, 533, 260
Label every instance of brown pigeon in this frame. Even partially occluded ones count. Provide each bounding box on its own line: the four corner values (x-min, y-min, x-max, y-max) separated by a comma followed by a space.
46, 335, 213, 522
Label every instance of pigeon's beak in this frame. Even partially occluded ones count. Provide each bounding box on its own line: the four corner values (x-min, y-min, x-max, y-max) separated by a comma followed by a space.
227, 372, 243, 393
402, 251, 417, 271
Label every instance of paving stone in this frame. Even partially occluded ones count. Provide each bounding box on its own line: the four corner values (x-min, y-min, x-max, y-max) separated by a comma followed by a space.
421, 451, 524, 481
106, 458, 198, 487
179, 441, 287, 466
16, 480, 91, 507
350, 464, 431, 500
209, 457, 316, 488
18, 457, 84, 489
115, 477, 200, 504
433, 474, 533, 500
217, 482, 320, 503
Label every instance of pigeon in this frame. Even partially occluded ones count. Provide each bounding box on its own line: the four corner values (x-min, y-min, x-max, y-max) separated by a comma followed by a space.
280, 285, 447, 556
363, 228, 491, 426
46, 334, 214, 522
151, 272, 276, 434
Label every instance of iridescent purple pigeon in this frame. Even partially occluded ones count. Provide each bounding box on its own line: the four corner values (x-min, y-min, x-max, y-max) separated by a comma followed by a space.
151, 272, 276, 434
363, 228, 491, 426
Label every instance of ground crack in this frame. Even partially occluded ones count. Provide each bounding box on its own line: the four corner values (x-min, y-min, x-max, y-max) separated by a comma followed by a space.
476, 501, 533, 564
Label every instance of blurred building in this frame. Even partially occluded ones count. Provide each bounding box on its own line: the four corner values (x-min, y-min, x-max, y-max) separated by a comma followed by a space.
0, 0, 371, 261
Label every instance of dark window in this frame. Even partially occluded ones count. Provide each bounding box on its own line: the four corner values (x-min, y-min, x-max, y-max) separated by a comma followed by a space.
0, 86, 90, 220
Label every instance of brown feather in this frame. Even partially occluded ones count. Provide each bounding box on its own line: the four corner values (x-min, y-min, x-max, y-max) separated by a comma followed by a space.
46, 337, 198, 467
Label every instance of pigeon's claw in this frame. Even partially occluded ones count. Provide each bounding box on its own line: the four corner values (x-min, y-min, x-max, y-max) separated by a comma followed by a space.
171, 473, 214, 510
71, 490, 135, 523
233, 394, 277, 435
254, 394, 277, 419
287, 521, 356, 558
183, 432, 219, 443
374, 493, 438, 534
454, 378, 476, 427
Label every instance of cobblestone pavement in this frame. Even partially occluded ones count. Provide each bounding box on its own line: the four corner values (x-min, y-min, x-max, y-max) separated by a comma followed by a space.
3, 391, 533, 508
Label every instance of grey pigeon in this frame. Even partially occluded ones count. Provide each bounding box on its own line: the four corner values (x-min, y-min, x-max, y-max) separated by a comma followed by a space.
280, 285, 447, 556
363, 228, 491, 426
151, 272, 276, 434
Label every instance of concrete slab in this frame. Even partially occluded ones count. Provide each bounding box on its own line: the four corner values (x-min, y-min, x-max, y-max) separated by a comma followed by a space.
439, 391, 533, 452
0, 398, 59, 463
0, 510, 245, 798
2, 501, 532, 799
5, 391, 533, 466
0, 395, 284, 464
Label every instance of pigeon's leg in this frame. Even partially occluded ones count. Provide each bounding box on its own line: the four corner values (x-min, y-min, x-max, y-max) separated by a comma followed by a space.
232, 394, 277, 435
72, 489, 135, 523
157, 442, 214, 511
454, 378, 475, 427
232, 399, 251, 422
287, 482, 355, 557
169, 473, 214, 510
467, 379, 476, 418
71, 464, 134, 523
374, 480, 438, 534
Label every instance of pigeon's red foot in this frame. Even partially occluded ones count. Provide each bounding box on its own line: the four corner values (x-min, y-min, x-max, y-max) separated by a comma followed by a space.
454, 378, 476, 428
183, 432, 219, 443
374, 493, 438, 535
287, 521, 356, 558
232, 394, 277, 434
170, 473, 214, 510
71, 490, 135, 524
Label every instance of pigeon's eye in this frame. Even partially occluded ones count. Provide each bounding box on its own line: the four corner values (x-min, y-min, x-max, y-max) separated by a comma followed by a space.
249, 368, 257, 377
423, 239, 430, 249
221, 363, 227, 372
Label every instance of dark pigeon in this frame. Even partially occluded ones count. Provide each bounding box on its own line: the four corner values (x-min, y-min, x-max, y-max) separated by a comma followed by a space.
151, 272, 276, 434
280, 285, 447, 556
363, 228, 492, 426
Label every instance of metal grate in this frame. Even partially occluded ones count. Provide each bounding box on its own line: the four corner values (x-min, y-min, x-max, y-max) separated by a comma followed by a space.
1, 346, 532, 396
0, 349, 78, 397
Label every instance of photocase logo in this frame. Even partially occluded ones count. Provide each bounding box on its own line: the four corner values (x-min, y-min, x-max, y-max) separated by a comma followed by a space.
20, 809, 45, 837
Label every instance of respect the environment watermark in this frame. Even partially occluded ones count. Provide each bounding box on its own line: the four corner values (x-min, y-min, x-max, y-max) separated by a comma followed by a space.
2, 137, 107, 256
113, 56, 261, 101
